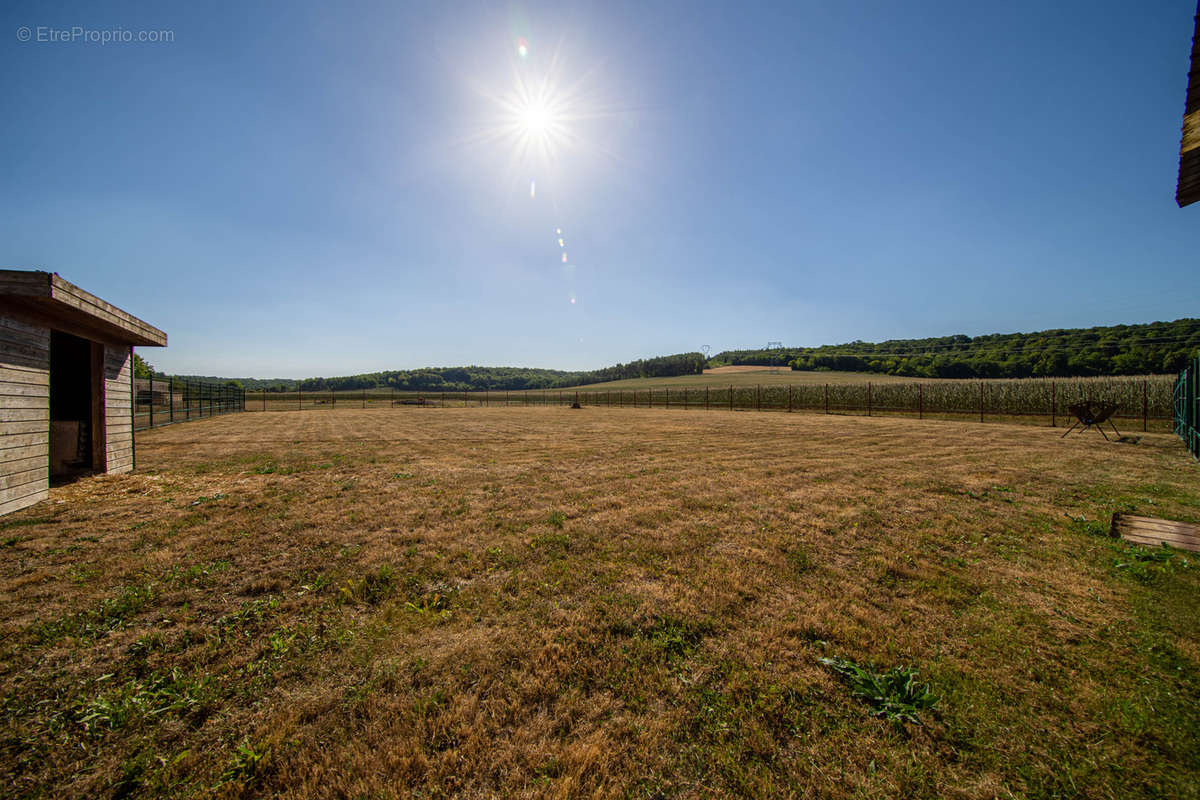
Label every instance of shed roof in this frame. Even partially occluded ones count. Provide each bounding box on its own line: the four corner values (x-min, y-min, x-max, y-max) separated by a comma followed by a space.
1179, 2, 1200, 207
0, 270, 166, 347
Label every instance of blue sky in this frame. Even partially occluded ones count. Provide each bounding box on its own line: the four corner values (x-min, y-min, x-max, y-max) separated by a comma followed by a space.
1, 1, 1196, 377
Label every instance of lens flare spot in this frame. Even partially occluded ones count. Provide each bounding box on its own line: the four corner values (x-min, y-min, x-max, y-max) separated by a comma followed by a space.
530, 180, 536, 199
561, 252, 568, 263
556, 228, 562, 235
517, 37, 529, 58
557, 238, 564, 247
570, 296, 576, 304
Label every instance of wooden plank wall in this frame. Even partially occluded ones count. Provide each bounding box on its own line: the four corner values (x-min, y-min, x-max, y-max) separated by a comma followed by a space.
0, 314, 50, 514
1178, 1, 1200, 207
103, 345, 133, 474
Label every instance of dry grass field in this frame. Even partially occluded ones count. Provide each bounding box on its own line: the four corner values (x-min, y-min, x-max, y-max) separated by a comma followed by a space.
3, 408, 1199, 798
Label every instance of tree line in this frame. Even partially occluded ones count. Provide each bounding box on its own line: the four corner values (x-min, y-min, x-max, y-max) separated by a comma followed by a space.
710, 318, 1199, 379
139, 317, 1199, 390
156, 352, 706, 392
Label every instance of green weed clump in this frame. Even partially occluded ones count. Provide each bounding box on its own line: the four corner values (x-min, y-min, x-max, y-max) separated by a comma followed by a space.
338, 565, 396, 605
1114, 543, 1191, 585
819, 655, 938, 724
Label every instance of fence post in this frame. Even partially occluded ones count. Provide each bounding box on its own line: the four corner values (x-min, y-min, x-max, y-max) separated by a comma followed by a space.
867, 382, 872, 417
729, 385, 733, 411
787, 385, 792, 413
524, 390, 528, 406
1051, 380, 1055, 428
684, 388, 687, 410
441, 391, 445, 406
756, 384, 761, 412
130, 348, 137, 451
169, 378, 175, 424
919, 384, 923, 420
825, 384, 829, 414
298, 382, 302, 411
705, 386, 710, 410
263, 390, 267, 412
979, 381, 984, 423
1143, 378, 1148, 432
362, 388, 366, 409
148, 374, 154, 429
665, 388, 669, 409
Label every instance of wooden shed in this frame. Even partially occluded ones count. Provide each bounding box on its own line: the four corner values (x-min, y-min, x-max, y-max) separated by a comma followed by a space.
0, 270, 166, 515
1178, 0, 1200, 207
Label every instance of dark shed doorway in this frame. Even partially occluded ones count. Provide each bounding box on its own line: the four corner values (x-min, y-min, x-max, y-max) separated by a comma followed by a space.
49, 330, 94, 479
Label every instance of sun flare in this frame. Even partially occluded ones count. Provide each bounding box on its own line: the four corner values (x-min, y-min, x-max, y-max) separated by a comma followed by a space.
458, 35, 633, 193
518, 99, 553, 137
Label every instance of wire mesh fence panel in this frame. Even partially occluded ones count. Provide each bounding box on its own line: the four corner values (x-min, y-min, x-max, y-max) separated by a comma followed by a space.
233, 375, 1177, 431
134, 377, 246, 431
1175, 356, 1199, 460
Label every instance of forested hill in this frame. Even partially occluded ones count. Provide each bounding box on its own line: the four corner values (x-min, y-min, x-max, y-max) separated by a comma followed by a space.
711, 318, 1200, 379
166, 352, 706, 392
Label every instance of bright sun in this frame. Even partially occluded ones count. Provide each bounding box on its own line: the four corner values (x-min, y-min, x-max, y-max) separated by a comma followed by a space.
519, 100, 552, 136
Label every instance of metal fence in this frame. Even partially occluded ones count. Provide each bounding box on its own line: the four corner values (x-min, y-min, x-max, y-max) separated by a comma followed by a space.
241, 376, 1175, 432
1175, 356, 1199, 460
133, 376, 246, 431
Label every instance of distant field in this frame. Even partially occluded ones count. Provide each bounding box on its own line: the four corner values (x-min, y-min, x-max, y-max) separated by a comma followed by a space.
3, 408, 1198, 798
566, 368, 915, 389
703, 365, 792, 374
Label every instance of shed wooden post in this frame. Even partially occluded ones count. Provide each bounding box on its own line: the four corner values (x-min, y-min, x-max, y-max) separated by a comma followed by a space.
131, 348, 136, 469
